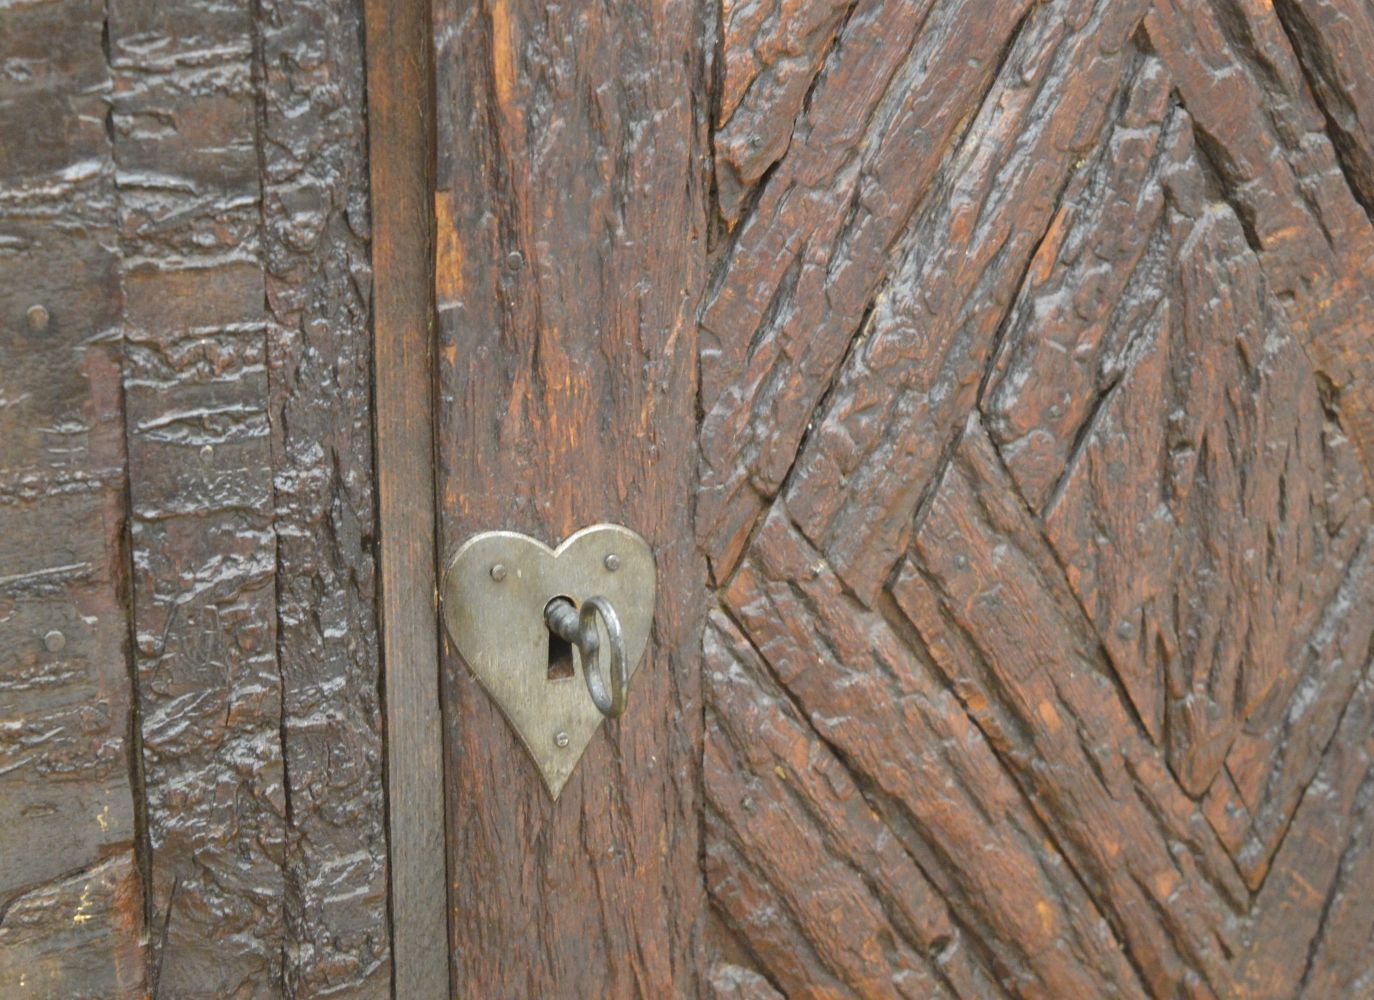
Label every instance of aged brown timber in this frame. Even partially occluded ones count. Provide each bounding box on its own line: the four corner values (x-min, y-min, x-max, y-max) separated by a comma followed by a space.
2, 0, 1374, 995
364, 0, 449, 993
430, 0, 713, 991
256, 0, 390, 991
700, 0, 1374, 996
0, 1, 146, 995
110, 0, 387, 993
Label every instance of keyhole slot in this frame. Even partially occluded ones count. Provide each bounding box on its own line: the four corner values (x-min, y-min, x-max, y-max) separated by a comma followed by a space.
545, 596, 577, 681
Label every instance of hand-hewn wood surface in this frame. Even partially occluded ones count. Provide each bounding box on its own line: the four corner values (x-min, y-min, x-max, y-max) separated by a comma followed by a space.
112, 0, 387, 992
4, 0, 1374, 996
0, 2, 145, 995
429, 0, 712, 993
256, 0, 390, 991
2, 0, 387, 996
701, 0, 1374, 997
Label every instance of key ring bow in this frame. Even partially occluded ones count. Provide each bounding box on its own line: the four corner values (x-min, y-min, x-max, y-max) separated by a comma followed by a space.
543, 595, 629, 718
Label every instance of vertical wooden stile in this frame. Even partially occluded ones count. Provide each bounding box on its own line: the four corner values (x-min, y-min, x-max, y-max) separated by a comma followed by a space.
429, 0, 713, 992
363, 0, 448, 995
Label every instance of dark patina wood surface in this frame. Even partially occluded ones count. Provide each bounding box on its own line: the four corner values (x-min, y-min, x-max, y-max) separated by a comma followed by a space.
4, 0, 1374, 997
365, 0, 448, 994
112, 0, 387, 992
429, 0, 713, 993
423, 0, 1374, 996
2, 0, 389, 996
699, 0, 1374, 997
0, 2, 144, 995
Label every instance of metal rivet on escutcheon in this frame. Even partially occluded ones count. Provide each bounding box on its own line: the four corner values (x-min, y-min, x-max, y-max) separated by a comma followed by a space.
440, 524, 655, 799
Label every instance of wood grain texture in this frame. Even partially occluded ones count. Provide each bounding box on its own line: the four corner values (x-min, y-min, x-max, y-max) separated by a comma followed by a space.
109, 0, 388, 993
430, 0, 712, 991
0, 856, 146, 999
364, 0, 449, 993
112, 0, 291, 975
704, 609, 1004, 1000
722, 507, 1144, 997
714, 0, 854, 225
257, 0, 390, 992
4, 0, 1374, 995
0, 0, 147, 994
1269, 0, 1374, 220
700, 0, 1374, 995
895, 420, 1245, 996
4, 0, 385, 991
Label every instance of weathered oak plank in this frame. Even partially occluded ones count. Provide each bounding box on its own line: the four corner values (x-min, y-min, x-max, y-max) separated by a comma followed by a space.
364, 0, 448, 992
714, 0, 854, 224
111, 1, 287, 988
2, 0, 1373, 996
1270, 0, 1374, 220
722, 507, 1145, 997
257, 0, 390, 991
0, 856, 145, 1000
431, 0, 711, 992
0, 0, 146, 994
783, 0, 1150, 603
701, 0, 1374, 995
705, 609, 1003, 999
110, 0, 390, 992
1240, 661, 1374, 998
698, 0, 1039, 584
1144, 0, 1374, 485
895, 420, 1243, 997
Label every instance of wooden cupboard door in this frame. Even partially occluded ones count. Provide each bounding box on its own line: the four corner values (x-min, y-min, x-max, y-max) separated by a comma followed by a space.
3, 0, 1372, 994
410, 0, 1374, 997
695, 2, 1374, 997
426, 0, 709, 993
699, 2, 1374, 993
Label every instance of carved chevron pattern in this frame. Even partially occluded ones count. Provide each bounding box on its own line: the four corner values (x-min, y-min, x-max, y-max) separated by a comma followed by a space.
701, 0, 1374, 996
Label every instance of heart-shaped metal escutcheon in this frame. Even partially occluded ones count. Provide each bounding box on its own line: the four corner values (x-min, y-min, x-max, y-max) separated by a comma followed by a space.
440, 524, 655, 798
